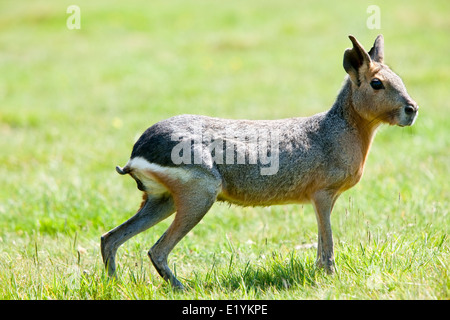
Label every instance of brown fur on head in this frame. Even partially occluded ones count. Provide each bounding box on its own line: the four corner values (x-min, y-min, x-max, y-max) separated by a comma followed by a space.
344, 35, 418, 128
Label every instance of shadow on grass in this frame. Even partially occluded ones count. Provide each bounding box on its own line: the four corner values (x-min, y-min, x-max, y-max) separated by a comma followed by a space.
193, 252, 319, 292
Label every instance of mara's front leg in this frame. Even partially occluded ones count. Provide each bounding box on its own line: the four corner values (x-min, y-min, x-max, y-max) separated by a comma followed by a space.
311, 191, 338, 274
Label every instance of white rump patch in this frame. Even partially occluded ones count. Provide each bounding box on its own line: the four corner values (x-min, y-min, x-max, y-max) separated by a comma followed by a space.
126, 157, 192, 194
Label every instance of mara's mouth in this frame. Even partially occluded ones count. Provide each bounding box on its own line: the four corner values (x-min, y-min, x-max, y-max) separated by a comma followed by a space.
397, 111, 418, 127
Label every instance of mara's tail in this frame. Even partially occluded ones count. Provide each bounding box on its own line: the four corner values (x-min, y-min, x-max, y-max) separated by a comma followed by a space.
116, 165, 131, 175
116, 163, 146, 191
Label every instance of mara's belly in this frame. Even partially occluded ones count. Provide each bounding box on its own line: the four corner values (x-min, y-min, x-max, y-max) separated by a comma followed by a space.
216, 175, 313, 207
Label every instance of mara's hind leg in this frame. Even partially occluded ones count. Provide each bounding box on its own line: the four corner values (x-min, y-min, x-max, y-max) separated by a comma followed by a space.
101, 193, 175, 277
148, 183, 220, 290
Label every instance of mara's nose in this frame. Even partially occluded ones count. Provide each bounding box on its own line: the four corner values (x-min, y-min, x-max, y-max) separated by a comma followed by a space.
404, 104, 418, 115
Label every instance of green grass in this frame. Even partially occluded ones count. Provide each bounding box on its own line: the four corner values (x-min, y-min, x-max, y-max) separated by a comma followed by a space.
0, 0, 449, 299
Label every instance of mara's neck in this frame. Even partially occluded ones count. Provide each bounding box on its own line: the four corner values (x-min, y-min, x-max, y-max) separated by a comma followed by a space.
330, 78, 380, 162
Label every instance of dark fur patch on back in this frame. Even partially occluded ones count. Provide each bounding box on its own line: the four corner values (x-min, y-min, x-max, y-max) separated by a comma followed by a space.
131, 122, 180, 167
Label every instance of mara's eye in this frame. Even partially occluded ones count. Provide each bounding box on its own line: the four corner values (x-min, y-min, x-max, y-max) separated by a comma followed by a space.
370, 78, 384, 90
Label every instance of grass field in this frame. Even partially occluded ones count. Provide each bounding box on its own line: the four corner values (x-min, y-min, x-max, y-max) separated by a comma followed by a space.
0, 0, 449, 300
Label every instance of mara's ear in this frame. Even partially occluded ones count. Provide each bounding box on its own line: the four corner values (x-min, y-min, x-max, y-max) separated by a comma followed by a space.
368, 34, 384, 63
343, 35, 372, 86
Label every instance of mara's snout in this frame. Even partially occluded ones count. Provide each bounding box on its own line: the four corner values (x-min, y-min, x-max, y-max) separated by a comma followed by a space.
398, 103, 419, 127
